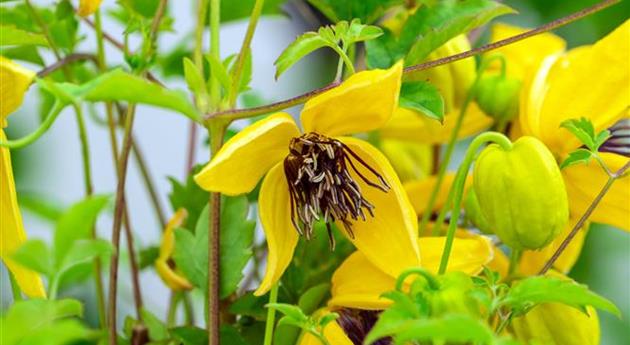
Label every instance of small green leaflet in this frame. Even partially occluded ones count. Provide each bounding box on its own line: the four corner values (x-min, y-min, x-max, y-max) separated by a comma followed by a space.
561, 117, 611, 152
307, 0, 401, 24
560, 149, 593, 169
399, 81, 445, 122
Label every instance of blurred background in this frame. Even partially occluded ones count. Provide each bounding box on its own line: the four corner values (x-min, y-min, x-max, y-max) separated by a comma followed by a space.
2, 0, 629, 343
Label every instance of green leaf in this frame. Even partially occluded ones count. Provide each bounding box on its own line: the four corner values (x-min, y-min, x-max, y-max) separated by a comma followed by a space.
171, 326, 208, 345
0, 45, 45, 65
560, 149, 593, 169
183, 57, 207, 96
11, 239, 53, 276
138, 245, 160, 270
219, 325, 249, 345
18, 320, 94, 345
173, 227, 206, 289
57, 239, 113, 275
344, 19, 383, 44
17, 192, 64, 222
307, 0, 400, 24
561, 117, 610, 152
167, 167, 208, 230
274, 32, 332, 79
503, 276, 621, 317
53, 195, 110, 266
228, 48, 253, 93
206, 53, 233, 93
219, 0, 287, 22
0, 25, 48, 46
399, 81, 445, 122
405, 0, 516, 63
375, 315, 494, 344
266, 303, 309, 323
141, 308, 169, 341
74, 69, 200, 121
298, 283, 330, 315
229, 292, 268, 320
0, 299, 83, 345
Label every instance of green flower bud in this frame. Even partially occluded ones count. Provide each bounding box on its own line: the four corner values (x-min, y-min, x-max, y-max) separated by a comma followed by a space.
475, 74, 521, 124
473, 136, 569, 250
428, 272, 477, 317
464, 189, 493, 234
510, 303, 600, 345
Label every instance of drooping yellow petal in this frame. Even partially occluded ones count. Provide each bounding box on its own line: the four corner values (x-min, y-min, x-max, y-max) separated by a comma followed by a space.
335, 137, 421, 280
404, 173, 472, 217
0, 56, 35, 124
254, 162, 299, 296
528, 20, 630, 154
328, 235, 493, 310
194, 113, 299, 195
155, 209, 192, 291
0, 130, 46, 298
488, 23, 566, 80
519, 217, 588, 276
562, 152, 630, 231
298, 309, 354, 345
301, 62, 403, 137
381, 105, 493, 144
77, 0, 103, 17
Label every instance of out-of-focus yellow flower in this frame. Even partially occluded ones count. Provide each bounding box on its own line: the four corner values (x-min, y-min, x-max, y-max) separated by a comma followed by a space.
404, 173, 472, 217
379, 139, 432, 182
195, 63, 422, 296
519, 20, 630, 231
509, 273, 600, 345
381, 35, 493, 144
0, 57, 46, 298
77, 0, 103, 17
298, 309, 354, 345
1, 56, 35, 124
328, 235, 493, 310
155, 209, 192, 291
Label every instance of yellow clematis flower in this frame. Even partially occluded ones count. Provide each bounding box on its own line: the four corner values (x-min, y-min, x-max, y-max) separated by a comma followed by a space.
195, 62, 422, 296
519, 20, 630, 231
380, 35, 493, 145
155, 209, 193, 291
298, 234, 493, 344
0, 57, 46, 298
404, 173, 471, 218
77, 0, 103, 17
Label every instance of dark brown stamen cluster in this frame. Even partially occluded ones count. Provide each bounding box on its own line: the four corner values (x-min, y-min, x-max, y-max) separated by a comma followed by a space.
599, 118, 630, 157
336, 308, 391, 345
283, 132, 389, 248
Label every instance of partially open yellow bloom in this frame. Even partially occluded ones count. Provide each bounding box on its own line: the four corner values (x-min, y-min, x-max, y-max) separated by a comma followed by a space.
518, 20, 630, 231
77, 0, 103, 17
155, 209, 193, 291
380, 35, 493, 144
0, 57, 46, 298
195, 63, 423, 296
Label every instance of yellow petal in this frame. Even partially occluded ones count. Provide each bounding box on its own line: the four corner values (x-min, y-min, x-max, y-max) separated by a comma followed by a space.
298, 309, 354, 345
381, 105, 493, 144
335, 137, 421, 280
533, 20, 630, 154
488, 23, 566, 80
562, 152, 630, 231
404, 173, 472, 218
194, 113, 299, 195
0, 56, 35, 123
0, 130, 46, 298
379, 139, 432, 183
329, 235, 493, 309
300, 62, 403, 136
254, 162, 299, 296
155, 209, 192, 291
77, 0, 103, 17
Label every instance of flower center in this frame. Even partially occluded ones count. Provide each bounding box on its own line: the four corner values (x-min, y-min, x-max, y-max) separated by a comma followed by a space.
283, 132, 389, 248
599, 118, 630, 157
336, 308, 390, 345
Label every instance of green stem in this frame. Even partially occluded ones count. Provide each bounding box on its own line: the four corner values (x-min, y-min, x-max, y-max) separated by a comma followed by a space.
167, 292, 181, 327
508, 249, 521, 277
207, 121, 226, 345
209, 0, 221, 110
228, 0, 265, 107
194, 0, 210, 111
422, 80, 477, 236
437, 132, 512, 274
9, 272, 23, 302
0, 102, 64, 149
395, 268, 440, 291
263, 284, 279, 345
